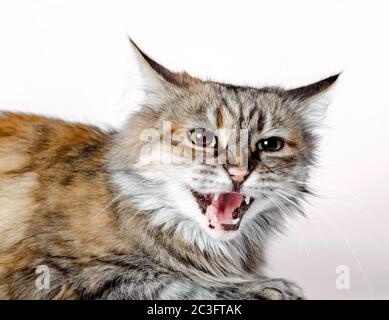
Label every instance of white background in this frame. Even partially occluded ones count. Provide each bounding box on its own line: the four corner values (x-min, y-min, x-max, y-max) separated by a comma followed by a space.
0, 0, 388, 299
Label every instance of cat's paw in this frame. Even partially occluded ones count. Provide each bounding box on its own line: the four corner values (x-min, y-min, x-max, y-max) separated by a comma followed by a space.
246, 278, 304, 300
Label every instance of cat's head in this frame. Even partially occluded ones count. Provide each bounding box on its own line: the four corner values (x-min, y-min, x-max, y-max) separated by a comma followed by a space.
111, 40, 339, 245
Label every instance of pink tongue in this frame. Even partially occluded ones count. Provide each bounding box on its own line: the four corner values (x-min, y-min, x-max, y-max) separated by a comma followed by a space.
205, 193, 243, 226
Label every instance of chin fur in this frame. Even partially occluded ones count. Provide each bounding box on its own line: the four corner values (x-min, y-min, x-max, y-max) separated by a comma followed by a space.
109, 168, 289, 262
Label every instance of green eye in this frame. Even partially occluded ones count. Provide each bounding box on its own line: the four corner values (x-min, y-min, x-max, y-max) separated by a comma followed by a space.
257, 137, 284, 152
188, 129, 216, 147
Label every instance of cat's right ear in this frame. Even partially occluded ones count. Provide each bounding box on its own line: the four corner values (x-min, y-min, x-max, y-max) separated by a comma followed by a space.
128, 38, 193, 105
129, 38, 171, 104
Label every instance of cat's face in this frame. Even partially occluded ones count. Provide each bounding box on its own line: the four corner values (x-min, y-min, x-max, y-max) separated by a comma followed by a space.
112, 40, 338, 243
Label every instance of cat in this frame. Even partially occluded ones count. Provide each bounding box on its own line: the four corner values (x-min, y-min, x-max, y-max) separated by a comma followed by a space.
0, 39, 339, 299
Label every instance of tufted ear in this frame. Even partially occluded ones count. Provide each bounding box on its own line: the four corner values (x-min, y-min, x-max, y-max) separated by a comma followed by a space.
128, 39, 168, 104
129, 39, 196, 95
286, 73, 341, 123
287, 74, 340, 101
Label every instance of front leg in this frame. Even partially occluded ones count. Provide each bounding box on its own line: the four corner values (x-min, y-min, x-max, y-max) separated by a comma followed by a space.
98, 268, 303, 300
242, 277, 304, 300
98, 269, 224, 299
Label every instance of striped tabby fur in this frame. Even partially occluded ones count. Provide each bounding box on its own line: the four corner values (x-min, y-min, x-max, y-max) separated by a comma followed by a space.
0, 41, 338, 299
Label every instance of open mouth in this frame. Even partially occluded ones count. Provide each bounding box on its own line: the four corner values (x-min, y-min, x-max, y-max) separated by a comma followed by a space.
191, 191, 254, 231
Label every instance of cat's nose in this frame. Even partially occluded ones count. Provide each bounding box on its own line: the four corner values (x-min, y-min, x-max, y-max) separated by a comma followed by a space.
225, 165, 249, 192
227, 166, 249, 182
224, 164, 249, 192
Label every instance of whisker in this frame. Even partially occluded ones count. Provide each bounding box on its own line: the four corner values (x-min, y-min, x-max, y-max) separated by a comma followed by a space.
273, 191, 305, 216
264, 193, 308, 258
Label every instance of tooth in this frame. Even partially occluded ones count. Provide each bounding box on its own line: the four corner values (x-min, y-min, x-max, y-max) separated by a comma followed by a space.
222, 218, 240, 225
214, 193, 219, 201
245, 196, 250, 205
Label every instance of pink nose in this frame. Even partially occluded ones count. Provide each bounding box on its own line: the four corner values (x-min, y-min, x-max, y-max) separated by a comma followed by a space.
227, 167, 249, 182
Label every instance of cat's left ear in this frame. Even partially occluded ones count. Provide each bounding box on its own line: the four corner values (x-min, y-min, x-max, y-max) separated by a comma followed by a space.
286, 73, 341, 123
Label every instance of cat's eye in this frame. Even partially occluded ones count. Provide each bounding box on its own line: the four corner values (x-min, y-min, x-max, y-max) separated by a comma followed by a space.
188, 129, 216, 148
257, 137, 284, 152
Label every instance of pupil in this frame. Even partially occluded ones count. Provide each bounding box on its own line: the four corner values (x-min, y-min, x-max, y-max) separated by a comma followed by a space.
189, 129, 215, 147
264, 138, 278, 149
257, 137, 283, 152
196, 131, 209, 146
